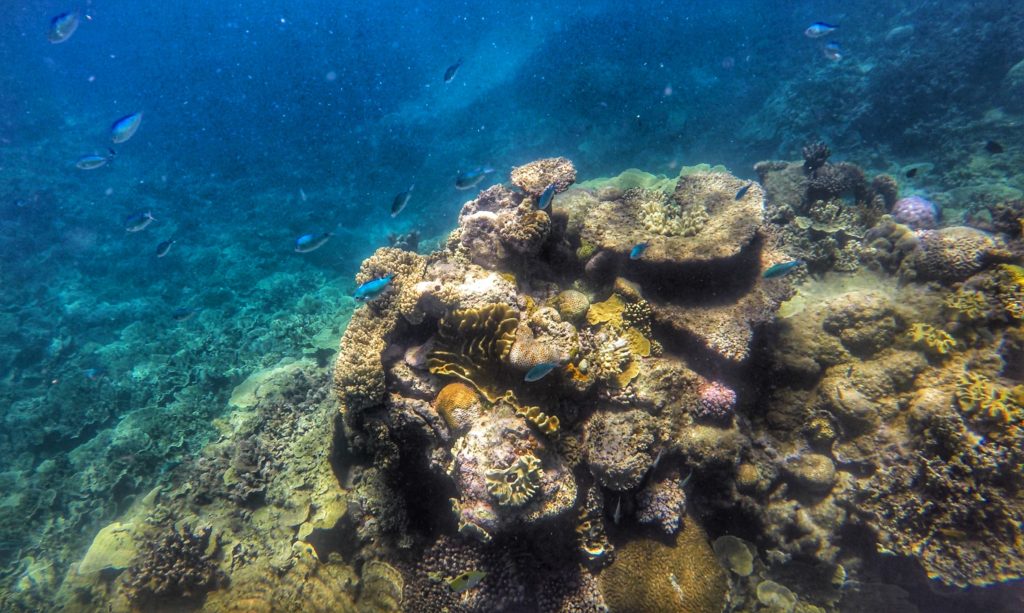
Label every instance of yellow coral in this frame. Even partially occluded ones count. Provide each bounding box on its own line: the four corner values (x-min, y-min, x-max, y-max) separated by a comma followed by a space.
433, 383, 481, 432
599, 513, 728, 613
497, 391, 560, 435
908, 323, 957, 355
623, 327, 651, 357
955, 372, 1022, 424
587, 294, 627, 327
944, 290, 988, 321
428, 304, 518, 401
613, 359, 642, 389
485, 453, 542, 506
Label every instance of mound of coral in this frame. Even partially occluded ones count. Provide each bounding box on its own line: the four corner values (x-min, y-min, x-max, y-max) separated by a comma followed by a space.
47, 155, 1024, 613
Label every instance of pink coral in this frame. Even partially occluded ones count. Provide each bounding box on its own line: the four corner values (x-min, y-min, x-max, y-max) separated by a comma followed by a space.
696, 381, 737, 422
892, 195, 939, 230
636, 475, 686, 534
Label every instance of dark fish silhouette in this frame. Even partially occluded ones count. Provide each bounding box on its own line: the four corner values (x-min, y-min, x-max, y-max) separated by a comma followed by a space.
391, 184, 414, 217
111, 112, 143, 144
444, 58, 464, 83
985, 140, 1004, 154
48, 12, 79, 44
155, 239, 176, 257
735, 182, 754, 200
905, 167, 919, 178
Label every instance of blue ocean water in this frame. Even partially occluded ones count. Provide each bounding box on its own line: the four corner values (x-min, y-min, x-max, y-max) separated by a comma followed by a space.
2, 0, 1024, 610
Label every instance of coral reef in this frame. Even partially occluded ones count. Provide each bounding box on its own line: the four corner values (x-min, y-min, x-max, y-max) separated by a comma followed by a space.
427, 303, 518, 401
694, 380, 737, 423
510, 156, 578, 195
123, 525, 225, 604
584, 409, 663, 492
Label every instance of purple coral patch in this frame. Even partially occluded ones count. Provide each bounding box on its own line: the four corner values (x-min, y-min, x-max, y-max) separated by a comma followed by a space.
892, 195, 939, 230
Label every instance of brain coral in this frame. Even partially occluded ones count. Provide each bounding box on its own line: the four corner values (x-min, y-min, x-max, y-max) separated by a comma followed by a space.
906, 226, 998, 283
510, 156, 577, 195
599, 513, 728, 613
433, 382, 482, 434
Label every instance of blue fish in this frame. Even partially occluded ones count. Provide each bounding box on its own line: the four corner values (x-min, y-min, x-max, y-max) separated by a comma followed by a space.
82, 367, 107, 381
111, 112, 143, 144
763, 260, 803, 279
823, 41, 843, 62
629, 242, 649, 260
124, 210, 155, 232
155, 239, 176, 257
525, 361, 559, 382
295, 232, 333, 253
537, 183, 556, 210
48, 12, 80, 44
76, 148, 116, 170
735, 182, 754, 200
355, 275, 394, 302
804, 22, 838, 38
455, 167, 495, 190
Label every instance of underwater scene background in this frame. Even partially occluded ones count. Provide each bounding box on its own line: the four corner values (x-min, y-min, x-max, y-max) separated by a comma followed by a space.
2, 0, 1024, 611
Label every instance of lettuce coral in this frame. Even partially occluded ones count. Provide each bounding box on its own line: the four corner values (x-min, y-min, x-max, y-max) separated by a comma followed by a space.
427, 303, 518, 401
908, 322, 957, 355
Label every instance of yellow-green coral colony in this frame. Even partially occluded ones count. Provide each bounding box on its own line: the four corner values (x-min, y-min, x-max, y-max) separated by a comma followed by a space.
908, 322, 957, 355
956, 372, 1023, 424
485, 453, 542, 506
427, 303, 518, 400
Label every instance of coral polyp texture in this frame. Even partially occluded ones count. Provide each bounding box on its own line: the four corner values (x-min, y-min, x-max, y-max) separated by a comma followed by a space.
891, 195, 940, 230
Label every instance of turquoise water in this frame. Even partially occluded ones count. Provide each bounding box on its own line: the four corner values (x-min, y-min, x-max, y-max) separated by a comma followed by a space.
2, 1, 1023, 611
